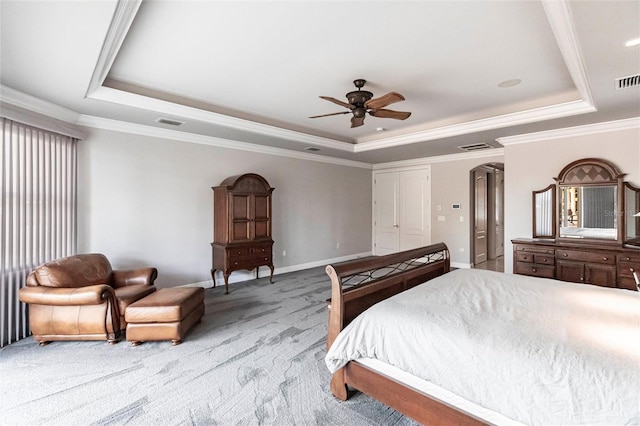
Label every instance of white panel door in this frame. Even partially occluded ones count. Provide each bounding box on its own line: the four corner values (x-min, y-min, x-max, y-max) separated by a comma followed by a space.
399, 169, 431, 250
374, 172, 399, 255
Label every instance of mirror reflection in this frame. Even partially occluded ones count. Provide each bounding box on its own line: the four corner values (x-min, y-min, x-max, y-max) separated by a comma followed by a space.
559, 185, 617, 240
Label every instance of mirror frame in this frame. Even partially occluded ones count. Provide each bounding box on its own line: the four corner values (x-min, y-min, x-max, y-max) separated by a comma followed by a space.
555, 158, 625, 243
532, 184, 556, 238
624, 182, 640, 246
531, 158, 635, 244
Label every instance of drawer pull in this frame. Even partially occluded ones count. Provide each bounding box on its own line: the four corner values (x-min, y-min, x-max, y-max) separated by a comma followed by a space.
542, 258, 548, 263
603, 257, 608, 261
625, 257, 631, 261
532, 268, 537, 273
563, 253, 568, 257
630, 268, 635, 273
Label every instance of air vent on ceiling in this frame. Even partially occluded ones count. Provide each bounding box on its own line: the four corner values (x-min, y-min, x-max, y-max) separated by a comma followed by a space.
458, 143, 493, 152
155, 117, 185, 126
616, 74, 640, 90
304, 147, 321, 152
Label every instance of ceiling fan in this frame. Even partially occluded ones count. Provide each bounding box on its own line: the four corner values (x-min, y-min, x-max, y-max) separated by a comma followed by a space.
309, 79, 412, 128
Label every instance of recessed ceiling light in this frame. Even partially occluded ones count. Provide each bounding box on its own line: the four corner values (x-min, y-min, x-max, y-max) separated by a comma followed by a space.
376, 127, 386, 132
304, 147, 321, 152
624, 37, 640, 47
498, 79, 521, 88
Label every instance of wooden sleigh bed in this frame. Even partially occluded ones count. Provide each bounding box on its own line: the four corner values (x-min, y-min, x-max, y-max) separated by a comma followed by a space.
324, 243, 639, 425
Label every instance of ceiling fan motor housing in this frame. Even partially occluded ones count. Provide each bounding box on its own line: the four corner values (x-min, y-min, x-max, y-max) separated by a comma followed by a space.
346, 90, 373, 107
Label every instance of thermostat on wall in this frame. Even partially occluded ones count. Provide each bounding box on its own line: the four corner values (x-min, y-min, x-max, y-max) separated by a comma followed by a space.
452, 203, 461, 209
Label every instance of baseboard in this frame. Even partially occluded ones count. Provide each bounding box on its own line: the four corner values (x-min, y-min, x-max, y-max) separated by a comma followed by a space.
180, 251, 373, 289
451, 261, 472, 269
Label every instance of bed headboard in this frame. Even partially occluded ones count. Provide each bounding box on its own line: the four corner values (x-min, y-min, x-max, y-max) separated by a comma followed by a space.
325, 242, 450, 349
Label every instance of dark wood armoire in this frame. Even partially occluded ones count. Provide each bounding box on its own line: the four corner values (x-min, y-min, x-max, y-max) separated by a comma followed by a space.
211, 173, 274, 294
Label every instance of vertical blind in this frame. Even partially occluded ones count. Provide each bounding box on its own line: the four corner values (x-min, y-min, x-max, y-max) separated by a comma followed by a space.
1, 117, 77, 347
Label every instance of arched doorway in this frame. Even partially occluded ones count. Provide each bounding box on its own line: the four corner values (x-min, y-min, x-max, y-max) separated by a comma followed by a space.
470, 163, 504, 272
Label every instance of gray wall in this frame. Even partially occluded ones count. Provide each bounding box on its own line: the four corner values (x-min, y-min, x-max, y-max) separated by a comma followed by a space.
77, 128, 373, 288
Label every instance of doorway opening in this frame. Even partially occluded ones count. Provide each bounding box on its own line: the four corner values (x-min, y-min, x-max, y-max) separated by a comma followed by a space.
470, 163, 504, 272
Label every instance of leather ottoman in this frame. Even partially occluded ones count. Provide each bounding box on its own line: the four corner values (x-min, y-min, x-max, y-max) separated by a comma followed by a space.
125, 287, 205, 346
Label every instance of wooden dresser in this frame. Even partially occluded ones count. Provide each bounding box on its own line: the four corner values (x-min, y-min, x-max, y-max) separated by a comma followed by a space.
211, 173, 274, 294
512, 239, 640, 290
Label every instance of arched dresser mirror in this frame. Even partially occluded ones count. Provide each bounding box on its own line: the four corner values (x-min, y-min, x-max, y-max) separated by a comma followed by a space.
513, 158, 640, 290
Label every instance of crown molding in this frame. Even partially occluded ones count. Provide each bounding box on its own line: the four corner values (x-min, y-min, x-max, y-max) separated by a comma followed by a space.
87, 85, 355, 152
354, 99, 595, 153
77, 115, 372, 169
373, 148, 505, 171
85, 0, 142, 96
0, 84, 80, 124
497, 117, 640, 145
541, 0, 594, 106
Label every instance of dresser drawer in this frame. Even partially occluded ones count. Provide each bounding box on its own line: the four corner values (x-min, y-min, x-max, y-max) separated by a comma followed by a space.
515, 262, 555, 279
514, 244, 554, 255
534, 254, 555, 266
227, 246, 253, 258
617, 252, 640, 278
252, 244, 272, 257
556, 249, 615, 265
516, 252, 534, 263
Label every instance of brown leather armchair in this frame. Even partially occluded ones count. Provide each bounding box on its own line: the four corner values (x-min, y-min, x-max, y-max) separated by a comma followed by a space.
19, 253, 157, 345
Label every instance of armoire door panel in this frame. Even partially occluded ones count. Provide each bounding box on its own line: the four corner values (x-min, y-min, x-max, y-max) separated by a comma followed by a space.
254, 195, 270, 220
254, 219, 270, 239
231, 221, 250, 241
231, 194, 250, 220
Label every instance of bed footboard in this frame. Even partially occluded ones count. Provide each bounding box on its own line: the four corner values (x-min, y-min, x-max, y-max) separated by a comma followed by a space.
324, 243, 487, 425
325, 242, 450, 350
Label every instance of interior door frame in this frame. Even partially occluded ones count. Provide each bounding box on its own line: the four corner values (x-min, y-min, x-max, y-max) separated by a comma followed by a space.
469, 163, 504, 267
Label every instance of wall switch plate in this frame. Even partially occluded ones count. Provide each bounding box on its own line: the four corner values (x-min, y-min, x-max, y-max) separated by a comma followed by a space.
459, 216, 464, 222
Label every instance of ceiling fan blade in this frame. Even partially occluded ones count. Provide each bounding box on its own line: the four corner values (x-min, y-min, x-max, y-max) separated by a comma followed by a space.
350, 115, 365, 128
309, 111, 351, 119
365, 92, 405, 110
320, 96, 354, 110
369, 109, 412, 120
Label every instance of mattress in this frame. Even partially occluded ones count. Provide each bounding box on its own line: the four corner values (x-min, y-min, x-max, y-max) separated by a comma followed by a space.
326, 268, 640, 425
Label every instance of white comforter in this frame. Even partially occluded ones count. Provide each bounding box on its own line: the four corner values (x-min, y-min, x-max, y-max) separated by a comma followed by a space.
325, 269, 640, 425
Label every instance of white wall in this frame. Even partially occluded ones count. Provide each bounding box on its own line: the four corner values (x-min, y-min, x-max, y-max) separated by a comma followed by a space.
504, 124, 640, 273
77, 127, 373, 288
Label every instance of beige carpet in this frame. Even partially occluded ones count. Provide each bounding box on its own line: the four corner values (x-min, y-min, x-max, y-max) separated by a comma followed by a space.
0, 267, 416, 426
